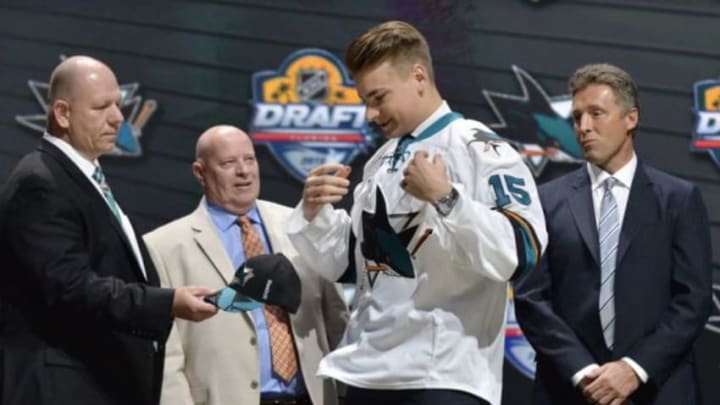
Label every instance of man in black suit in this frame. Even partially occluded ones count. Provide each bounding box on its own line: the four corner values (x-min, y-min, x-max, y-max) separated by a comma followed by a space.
0, 55, 218, 405
515, 63, 712, 405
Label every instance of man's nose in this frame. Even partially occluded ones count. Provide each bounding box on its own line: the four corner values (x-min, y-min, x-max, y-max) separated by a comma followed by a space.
109, 104, 123, 126
365, 106, 379, 124
235, 161, 249, 175
579, 113, 592, 133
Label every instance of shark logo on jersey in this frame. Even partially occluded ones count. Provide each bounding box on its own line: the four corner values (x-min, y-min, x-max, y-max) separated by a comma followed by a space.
15, 56, 156, 157
483, 66, 583, 177
250, 49, 374, 181
691, 77, 720, 167
361, 187, 419, 288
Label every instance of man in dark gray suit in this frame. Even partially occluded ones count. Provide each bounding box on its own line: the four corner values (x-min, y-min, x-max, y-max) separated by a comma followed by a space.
515, 63, 712, 405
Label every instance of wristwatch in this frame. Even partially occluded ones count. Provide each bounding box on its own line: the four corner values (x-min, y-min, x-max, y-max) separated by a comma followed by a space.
433, 187, 459, 217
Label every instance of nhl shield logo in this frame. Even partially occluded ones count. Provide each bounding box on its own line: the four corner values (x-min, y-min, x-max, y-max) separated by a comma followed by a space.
250, 49, 372, 181
691, 77, 720, 167
298, 69, 328, 102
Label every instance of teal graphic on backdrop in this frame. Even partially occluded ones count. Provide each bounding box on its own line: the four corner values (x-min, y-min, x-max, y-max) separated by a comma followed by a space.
483, 66, 583, 177
15, 57, 157, 157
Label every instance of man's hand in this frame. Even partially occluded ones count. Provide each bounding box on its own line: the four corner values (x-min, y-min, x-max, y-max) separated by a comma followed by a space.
172, 286, 218, 322
582, 360, 639, 405
401, 151, 451, 203
578, 374, 596, 392
302, 163, 351, 221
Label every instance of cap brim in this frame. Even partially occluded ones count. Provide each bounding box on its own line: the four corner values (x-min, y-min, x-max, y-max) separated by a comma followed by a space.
204, 287, 264, 313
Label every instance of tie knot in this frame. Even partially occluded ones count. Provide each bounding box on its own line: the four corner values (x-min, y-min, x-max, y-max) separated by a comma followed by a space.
92, 167, 105, 184
238, 214, 266, 258
604, 177, 618, 192
238, 215, 254, 230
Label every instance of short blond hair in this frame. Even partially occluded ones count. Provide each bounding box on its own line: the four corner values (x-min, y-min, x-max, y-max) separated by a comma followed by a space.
344, 20, 434, 80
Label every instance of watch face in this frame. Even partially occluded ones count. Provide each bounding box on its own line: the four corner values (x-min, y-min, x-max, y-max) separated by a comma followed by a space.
436, 201, 452, 216
434, 188, 458, 216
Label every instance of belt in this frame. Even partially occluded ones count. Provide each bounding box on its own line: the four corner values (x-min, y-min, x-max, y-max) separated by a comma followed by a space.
259, 396, 312, 405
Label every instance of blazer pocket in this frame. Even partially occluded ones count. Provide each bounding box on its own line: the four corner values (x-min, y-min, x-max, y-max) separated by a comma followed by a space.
189, 385, 209, 405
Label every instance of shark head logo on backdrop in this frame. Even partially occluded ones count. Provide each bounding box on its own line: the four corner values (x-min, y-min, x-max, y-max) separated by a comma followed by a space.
15, 56, 157, 157
483, 65, 583, 177
691, 76, 720, 168
249, 48, 373, 181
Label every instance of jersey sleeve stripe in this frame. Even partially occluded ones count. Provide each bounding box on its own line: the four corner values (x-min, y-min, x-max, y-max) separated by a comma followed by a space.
499, 208, 541, 280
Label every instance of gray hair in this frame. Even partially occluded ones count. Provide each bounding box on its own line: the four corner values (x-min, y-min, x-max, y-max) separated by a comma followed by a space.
569, 63, 639, 113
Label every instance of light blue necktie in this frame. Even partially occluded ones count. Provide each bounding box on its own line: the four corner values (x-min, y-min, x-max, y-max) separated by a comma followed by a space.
598, 177, 619, 349
92, 167, 122, 223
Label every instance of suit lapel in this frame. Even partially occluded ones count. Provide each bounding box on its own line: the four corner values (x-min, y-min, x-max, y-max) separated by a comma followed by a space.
616, 163, 657, 266
138, 238, 160, 286
39, 140, 146, 280
256, 200, 285, 254
567, 169, 601, 267
190, 203, 237, 284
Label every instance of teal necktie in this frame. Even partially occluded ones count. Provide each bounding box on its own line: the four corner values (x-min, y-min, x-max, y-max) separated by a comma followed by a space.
92, 167, 122, 222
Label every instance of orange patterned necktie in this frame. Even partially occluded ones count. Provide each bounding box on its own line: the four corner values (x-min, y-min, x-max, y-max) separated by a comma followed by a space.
238, 215, 299, 382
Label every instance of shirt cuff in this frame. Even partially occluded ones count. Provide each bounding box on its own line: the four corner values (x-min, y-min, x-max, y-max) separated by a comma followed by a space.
571, 364, 600, 386
287, 201, 330, 235
621, 357, 648, 383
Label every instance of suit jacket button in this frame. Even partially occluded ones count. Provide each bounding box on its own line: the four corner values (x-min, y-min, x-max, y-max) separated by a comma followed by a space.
250, 380, 259, 389
250, 337, 257, 346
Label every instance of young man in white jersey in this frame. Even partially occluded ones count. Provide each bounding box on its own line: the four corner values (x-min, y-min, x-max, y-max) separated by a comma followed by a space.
287, 21, 547, 405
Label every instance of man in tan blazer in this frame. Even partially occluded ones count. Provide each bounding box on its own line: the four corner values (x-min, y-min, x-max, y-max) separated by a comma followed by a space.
144, 125, 348, 405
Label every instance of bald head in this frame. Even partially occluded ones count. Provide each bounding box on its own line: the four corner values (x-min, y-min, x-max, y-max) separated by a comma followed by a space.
195, 125, 252, 161
48, 56, 117, 104
46, 55, 123, 161
192, 125, 260, 214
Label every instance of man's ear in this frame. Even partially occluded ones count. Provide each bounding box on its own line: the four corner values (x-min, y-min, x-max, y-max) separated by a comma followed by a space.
412, 63, 430, 95
52, 100, 71, 129
191, 161, 205, 186
413, 63, 428, 84
624, 107, 639, 133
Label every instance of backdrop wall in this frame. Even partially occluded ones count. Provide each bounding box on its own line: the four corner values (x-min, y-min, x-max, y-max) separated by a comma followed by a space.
1, 0, 718, 403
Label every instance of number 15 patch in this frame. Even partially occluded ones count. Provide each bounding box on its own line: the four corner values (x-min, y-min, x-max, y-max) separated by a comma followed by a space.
488, 174, 532, 207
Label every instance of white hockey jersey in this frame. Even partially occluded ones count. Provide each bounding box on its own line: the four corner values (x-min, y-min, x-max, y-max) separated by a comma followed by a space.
287, 102, 548, 405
